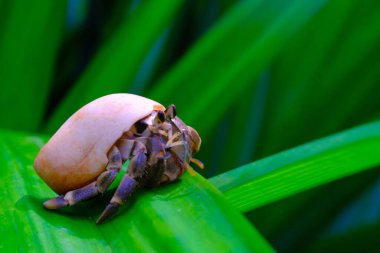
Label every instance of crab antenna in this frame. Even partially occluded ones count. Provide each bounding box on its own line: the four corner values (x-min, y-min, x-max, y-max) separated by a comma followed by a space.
190, 158, 204, 169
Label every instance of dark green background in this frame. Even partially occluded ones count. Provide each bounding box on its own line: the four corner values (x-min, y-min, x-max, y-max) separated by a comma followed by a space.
1, 0, 379, 252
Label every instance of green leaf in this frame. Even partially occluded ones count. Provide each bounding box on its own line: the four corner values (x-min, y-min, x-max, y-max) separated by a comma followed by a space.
248, 168, 380, 252
148, 0, 327, 136
258, 0, 380, 156
0, 1, 66, 131
210, 121, 380, 213
0, 130, 274, 252
46, 0, 185, 133
217, 73, 269, 173
236, 2, 380, 250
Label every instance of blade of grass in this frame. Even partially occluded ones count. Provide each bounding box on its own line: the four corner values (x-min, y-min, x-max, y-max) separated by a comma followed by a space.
66, 0, 89, 31
210, 121, 380, 213
100, 0, 134, 40
194, 70, 269, 177
0, 129, 274, 253
148, 0, 327, 136
128, 0, 240, 95
198, 74, 267, 178
0, 1, 66, 131
46, 0, 185, 133
258, 0, 380, 157
241, 3, 380, 250
249, 167, 380, 253
218, 71, 269, 173
128, 29, 171, 94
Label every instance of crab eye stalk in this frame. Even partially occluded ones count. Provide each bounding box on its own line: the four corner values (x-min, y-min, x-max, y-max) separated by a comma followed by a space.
165, 104, 176, 119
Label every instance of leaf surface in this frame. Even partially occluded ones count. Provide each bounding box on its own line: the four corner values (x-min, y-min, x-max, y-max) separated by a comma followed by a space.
210, 121, 380, 212
0, 130, 273, 253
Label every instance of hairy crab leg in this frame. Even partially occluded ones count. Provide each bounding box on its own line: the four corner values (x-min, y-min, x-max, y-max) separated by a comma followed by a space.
43, 146, 122, 209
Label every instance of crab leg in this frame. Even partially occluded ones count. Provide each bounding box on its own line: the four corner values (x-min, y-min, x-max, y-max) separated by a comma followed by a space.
165, 132, 182, 147
44, 146, 122, 209
96, 148, 147, 224
95, 175, 139, 224
117, 137, 146, 161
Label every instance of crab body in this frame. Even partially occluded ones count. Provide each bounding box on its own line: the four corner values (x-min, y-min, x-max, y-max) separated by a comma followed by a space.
33, 94, 202, 223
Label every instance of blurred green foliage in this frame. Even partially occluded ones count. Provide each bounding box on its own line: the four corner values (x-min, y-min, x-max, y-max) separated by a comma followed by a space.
1, 0, 380, 252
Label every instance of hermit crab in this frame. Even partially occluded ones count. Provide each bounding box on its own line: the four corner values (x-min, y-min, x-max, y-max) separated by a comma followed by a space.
34, 94, 203, 224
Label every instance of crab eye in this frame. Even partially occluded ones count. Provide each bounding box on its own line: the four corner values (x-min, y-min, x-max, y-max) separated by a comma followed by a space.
157, 110, 165, 122
134, 121, 148, 134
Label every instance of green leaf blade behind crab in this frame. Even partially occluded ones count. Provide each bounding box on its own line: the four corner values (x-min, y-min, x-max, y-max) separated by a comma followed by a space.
46, 0, 185, 133
0, 130, 274, 253
148, 0, 327, 136
0, 1, 67, 132
210, 120, 380, 213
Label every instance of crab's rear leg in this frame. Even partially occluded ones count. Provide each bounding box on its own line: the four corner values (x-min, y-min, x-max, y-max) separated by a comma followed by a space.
43, 145, 122, 209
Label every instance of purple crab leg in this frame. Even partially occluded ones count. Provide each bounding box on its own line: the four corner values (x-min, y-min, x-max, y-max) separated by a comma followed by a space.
96, 147, 147, 224
44, 146, 122, 209
96, 175, 139, 224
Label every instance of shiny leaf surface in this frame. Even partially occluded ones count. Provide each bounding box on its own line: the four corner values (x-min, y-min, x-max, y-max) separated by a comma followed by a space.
0, 130, 273, 252
210, 121, 380, 212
